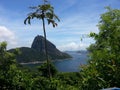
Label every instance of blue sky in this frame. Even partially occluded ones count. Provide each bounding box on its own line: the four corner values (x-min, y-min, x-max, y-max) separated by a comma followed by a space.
0, 0, 120, 51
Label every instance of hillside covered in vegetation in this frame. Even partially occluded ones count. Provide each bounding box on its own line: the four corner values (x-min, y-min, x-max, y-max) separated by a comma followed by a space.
9, 35, 71, 63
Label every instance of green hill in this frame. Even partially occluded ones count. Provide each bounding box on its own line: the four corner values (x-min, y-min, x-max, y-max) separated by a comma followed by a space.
9, 35, 72, 63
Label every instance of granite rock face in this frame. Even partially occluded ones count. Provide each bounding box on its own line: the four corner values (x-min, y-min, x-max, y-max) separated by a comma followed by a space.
31, 35, 71, 58
9, 35, 71, 63
31, 35, 56, 52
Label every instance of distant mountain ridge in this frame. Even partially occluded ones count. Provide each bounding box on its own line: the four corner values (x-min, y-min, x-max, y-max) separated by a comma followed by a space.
9, 35, 71, 63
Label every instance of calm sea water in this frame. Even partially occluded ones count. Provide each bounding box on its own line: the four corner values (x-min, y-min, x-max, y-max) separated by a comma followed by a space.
24, 51, 88, 72
53, 51, 88, 72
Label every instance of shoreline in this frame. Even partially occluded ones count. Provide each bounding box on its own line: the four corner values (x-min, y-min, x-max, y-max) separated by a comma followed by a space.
20, 61, 45, 65
20, 58, 72, 65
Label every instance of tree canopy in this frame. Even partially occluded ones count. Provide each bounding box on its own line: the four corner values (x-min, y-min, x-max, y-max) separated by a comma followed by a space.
80, 7, 120, 89
24, 1, 60, 27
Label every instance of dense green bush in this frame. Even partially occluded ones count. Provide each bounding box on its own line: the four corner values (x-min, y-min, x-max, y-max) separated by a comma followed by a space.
37, 62, 58, 78
0, 42, 33, 90
79, 7, 120, 90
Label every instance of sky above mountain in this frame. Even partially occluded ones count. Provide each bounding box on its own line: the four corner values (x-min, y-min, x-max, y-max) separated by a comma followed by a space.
0, 0, 120, 51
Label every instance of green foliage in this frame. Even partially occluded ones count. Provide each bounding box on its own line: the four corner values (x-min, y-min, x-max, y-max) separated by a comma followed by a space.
33, 77, 60, 90
37, 62, 58, 77
79, 7, 120, 89
57, 72, 81, 87
32, 72, 81, 90
24, 1, 60, 27
0, 42, 81, 89
0, 42, 33, 89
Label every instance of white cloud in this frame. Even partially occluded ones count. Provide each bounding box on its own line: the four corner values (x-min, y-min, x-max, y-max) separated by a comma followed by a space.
0, 26, 17, 49
58, 42, 88, 51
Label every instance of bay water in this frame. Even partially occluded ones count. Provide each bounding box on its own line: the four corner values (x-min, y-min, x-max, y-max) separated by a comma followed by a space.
24, 51, 88, 72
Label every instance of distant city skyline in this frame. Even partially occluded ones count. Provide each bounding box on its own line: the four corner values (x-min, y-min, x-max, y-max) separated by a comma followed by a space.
0, 0, 120, 51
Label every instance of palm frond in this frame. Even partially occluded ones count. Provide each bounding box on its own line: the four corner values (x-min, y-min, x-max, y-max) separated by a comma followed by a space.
24, 13, 36, 25
24, 3, 60, 27
40, 4, 51, 11
53, 14, 60, 22
48, 6, 54, 12
24, 16, 31, 25
47, 19, 58, 27
46, 12, 53, 19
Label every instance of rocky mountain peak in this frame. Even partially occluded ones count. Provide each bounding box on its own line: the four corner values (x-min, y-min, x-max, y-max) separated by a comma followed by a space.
31, 35, 56, 53
9, 35, 71, 63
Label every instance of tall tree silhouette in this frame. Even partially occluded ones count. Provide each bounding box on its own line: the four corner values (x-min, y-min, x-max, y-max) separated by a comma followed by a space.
24, 0, 60, 78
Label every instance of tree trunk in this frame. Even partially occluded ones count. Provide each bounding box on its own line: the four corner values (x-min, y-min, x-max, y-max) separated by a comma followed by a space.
42, 17, 51, 79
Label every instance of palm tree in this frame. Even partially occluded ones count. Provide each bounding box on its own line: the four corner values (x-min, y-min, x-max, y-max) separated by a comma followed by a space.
24, 0, 60, 78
